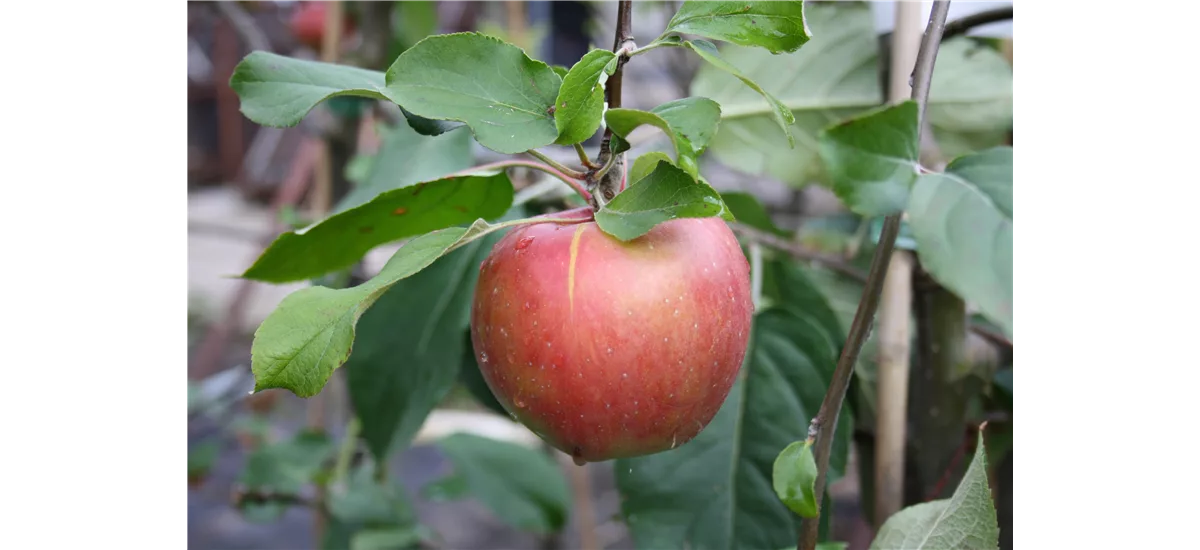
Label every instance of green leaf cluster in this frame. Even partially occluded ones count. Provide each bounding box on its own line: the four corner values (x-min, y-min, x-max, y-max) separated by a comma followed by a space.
813, 100, 1012, 337
227, 0, 828, 400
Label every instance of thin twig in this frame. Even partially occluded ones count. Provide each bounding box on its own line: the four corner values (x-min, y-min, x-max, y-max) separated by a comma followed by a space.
231, 487, 314, 508
798, 3, 952, 549
730, 223, 868, 282
969, 323, 1012, 349
593, 1, 634, 206
910, 4, 953, 133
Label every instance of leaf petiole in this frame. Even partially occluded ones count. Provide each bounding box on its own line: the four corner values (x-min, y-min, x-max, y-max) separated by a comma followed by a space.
591, 150, 620, 183
627, 38, 682, 57
455, 159, 593, 204
574, 143, 600, 169
525, 149, 588, 180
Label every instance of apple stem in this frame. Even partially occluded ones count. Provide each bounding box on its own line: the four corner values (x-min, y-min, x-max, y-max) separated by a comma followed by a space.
797, 3, 953, 550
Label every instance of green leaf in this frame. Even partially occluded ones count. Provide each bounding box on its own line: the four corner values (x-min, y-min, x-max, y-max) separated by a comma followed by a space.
609, 133, 632, 156
604, 98, 721, 178
400, 106, 466, 137
870, 436, 999, 550
908, 147, 1013, 338
336, 122, 473, 213
782, 544, 848, 550
758, 259, 849, 386
817, 101, 919, 217
603, 53, 622, 75
554, 49, 616, 145
347, 230, 504, 459
683, 39, 795, 147
230, 51, 388, 128
594, 161, 732, 241
188, 440, 220, 479
651, 97, 722, 155
927, 38, 1014, 159
435, 433, 571, 534
243, 169, 513, 283
324, 462, 425, 549
457, 330, 508, 417
663, 1, 811, 54
720, 192, 786, 236
773, 439, 819, 517
421, 474, 471, 502
550, 65, 570, 78
694, 4, 1011, 188
629, 152, 675, 186
237, 430, 334, 521
250, 221, 513, 398
617, 305, 852, 550
383, 33, 563, 154
350, 528, 423, 550
239, 430, 334, 491
328, 465, 415, 526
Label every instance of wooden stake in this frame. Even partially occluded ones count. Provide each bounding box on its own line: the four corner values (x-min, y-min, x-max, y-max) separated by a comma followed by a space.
873, 0, 923, 529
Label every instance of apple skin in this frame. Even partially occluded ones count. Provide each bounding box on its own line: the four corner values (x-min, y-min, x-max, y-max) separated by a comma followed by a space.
469, 214, 753, 463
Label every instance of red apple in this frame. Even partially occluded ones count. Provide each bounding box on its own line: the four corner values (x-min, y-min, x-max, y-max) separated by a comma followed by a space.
469, 212, 753, 463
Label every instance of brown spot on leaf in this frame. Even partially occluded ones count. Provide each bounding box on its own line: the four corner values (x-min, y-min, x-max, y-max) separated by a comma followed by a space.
359, 226, 374, 234
392, 207, 408, 215
454, 205, 469, 213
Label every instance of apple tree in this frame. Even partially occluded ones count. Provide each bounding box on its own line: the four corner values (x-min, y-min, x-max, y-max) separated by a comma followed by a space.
210, 1, 1013, 548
